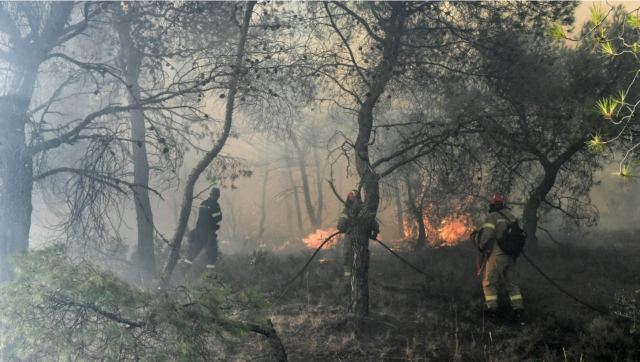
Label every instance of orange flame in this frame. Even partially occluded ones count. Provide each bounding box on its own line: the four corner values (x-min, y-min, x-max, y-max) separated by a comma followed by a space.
433, 215, 472, 247
402, 203, 473, 247
302, 228, 339, 249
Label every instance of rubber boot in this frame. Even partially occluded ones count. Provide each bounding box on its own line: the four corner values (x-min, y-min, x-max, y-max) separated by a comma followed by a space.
512, 309, 526, 326
485, 307, 499, 323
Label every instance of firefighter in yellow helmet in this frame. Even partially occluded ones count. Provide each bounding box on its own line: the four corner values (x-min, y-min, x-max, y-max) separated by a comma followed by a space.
477, 194, 525, 323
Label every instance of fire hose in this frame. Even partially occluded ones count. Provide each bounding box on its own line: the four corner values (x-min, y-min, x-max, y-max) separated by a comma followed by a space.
373, 238, 431, 278
277, 233, 613, 317
519, 251, 610, 315
378, 238, 610, 315
276, 231, 342, 301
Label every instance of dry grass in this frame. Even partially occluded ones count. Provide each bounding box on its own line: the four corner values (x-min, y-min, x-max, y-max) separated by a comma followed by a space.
214, 234, 640, 361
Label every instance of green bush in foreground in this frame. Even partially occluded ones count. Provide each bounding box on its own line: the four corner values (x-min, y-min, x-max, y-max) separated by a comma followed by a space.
0, 246, 263, 361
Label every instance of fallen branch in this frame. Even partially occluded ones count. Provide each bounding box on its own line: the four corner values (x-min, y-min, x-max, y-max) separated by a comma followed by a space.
248, 319, 288, 362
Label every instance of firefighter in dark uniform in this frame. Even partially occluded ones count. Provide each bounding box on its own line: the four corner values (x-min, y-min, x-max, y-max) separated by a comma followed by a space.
182, 187, 223, 270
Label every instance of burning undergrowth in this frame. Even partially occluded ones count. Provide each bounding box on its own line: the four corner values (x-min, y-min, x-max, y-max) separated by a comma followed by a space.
302, 227, 340, 250
403, 200, 474, 248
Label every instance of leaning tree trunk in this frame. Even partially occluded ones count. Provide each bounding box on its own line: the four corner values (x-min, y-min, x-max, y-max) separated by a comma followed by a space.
162, 1, 255, 283
116, 8, 156, 285
0, 96, 33, 281
522, 166, 559, 254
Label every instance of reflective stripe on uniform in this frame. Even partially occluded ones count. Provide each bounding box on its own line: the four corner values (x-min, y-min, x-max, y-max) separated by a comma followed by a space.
183, 259, 193, 265
206, 264, 216, 269
482, 223, 495, 229
509, 294, 523, 301
496, 219, 508, 223
484, 295, 498, 301
211, 212, 222, 218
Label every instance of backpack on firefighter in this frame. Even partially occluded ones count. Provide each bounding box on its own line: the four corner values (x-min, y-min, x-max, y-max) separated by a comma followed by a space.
496, 211, 527, 257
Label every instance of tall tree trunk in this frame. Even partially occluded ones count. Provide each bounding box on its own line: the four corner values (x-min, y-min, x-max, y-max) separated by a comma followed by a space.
162, 1, 255, 283
257, 168, 270, 239
393, 185, 404, 239
522, 166, 559, 254
116, 7, 156, 285
0, 3, 74, 281
312, 146, 324, 226
403, 174, 426, 249
414, 206, 427, 249
290, 133, 319, 228
285, 153, 304, 234
285, 191, 294, 236
348, 4, 404, 317
0, 96, 33, 281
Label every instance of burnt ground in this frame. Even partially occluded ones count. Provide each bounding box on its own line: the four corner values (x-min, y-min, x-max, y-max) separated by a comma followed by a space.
214, 231, 640, 361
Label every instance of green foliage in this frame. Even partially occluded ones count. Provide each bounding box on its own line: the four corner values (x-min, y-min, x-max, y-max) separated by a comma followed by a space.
0, 246, 259, 361
548, 22, 566, 40
615, 89, 627, 105
587, 133, 604, 153
600, 40, 616, 56
627, 13, 640, 29
594, 6, 640, 170
590, 5, 606, 26
596, 97, 619, 120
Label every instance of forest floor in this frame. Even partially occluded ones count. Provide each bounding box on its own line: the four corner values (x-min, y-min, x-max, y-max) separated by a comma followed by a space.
214, 230, 640, 361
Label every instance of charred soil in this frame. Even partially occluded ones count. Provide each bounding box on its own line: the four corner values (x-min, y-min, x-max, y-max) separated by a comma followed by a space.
217, 235, 640, 361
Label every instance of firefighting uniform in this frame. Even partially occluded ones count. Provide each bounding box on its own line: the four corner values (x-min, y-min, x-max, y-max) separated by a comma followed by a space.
479, 209, 524, 310
337, 201, 379, 276
185, 194, 222, 269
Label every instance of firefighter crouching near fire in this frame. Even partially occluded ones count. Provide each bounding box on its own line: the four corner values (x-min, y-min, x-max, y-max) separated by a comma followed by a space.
337, 190, 379, 278
476, 194, 525, 323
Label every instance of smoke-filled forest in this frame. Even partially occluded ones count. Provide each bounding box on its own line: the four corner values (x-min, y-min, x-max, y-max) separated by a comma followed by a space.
2, 1, 640, 361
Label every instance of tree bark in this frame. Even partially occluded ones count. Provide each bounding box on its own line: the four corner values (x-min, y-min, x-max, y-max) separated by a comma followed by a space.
257, 168, 270, 239
162, 1, 255, 283
349, 220, 371, 316
285, 153, 304, 235
0, 96, 33, 281
248, 319, 288, 362
393, 185, 404, 239
403, 174, 426, 249
116, 7, 156, 286
0, 4, 73, 280
312, 145, 324, 226
290, 133, 319, 228
522, 139, 584, 254
348, 3, 404, 317
522, 166, 559, 254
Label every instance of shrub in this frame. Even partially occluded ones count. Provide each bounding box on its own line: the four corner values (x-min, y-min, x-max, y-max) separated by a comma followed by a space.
0, 246, 265, 361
